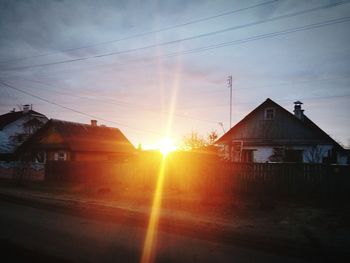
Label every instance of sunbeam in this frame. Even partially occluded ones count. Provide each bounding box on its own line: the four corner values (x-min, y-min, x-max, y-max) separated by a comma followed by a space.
140, 47, 182, 263
140, 155, 167, 263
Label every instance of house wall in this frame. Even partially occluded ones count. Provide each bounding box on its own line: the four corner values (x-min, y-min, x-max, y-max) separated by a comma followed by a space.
0, 114, 47, 155
0, 117, 30, 154
219, 144, 337, 163
74, 152, 110, 161
217, 100, 348, 164
219, 145, 274, 163
73, 152, 129, 161
251, 145, 334, 163
43, 151, 127, 162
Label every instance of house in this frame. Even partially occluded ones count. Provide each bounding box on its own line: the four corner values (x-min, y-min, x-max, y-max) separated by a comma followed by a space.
16, 119, 136, 163
216, 98, 348, 164
0, 105, 48, 161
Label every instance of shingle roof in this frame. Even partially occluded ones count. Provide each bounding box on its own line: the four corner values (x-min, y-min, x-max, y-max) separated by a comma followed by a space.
19, 119, 135, 154
216, 98, 343, 149
52, 119, 135, 153
0, 110, 46, 130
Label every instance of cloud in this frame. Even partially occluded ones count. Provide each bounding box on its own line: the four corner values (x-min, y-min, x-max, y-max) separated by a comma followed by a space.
1, 0, 350, 145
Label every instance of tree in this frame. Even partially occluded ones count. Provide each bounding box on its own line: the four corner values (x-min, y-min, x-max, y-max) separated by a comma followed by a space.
305, 146, 326, 163
181, 130, 219, 150
181, 131, 207, 150
23, 118, 45, 135
9, 118, 45, 151
207, 130, 218, 145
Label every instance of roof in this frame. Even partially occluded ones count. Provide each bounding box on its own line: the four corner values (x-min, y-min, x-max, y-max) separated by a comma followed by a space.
216, 98, 344, 149
0, 110, 46, 130
18, 119, 135, 154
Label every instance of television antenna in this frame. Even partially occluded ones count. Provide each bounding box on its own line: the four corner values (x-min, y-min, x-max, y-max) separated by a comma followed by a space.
227, 75, 233, 129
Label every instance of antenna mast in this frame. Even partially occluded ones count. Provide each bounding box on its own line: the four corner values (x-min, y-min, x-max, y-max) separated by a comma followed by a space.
227, 75, 233, 129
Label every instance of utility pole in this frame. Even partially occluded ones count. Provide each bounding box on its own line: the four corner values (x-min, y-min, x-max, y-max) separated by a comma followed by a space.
227, 75, 233, 129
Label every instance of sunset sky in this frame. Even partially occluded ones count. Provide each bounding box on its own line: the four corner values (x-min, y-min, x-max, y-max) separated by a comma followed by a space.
0, 0, 349, 149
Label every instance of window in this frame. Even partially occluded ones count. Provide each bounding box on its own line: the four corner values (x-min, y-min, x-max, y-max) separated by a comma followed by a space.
264, 108, 275, 120
54, 151, 67, 161
35, 151, 46, 163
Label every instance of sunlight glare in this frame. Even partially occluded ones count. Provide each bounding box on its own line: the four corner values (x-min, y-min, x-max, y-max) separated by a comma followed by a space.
158, 137, 177, 156
140, 48, 182, 263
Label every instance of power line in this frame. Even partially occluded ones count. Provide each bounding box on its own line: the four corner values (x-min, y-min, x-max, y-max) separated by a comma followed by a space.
2, 76, 219, 124
0, 80, 163, 135
2, 1, 348, 72
18, 13, 350, 79
2, 80, 349, 140
177, 94, 350, 110
0, 0, 279, 65
7, 74, 348, 119
157, 16, 350, 59
4, 73, 350, 116
5, 73, 350, 99
185, 75, 350, 96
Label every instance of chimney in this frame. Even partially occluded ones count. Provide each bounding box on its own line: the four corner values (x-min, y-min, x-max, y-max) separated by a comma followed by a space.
293, 101, 304, 120
22, 104, 30, 114
91, 120, 97, 127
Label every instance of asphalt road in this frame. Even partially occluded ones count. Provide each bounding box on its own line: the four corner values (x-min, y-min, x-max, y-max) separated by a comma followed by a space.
0, 200, 308, 263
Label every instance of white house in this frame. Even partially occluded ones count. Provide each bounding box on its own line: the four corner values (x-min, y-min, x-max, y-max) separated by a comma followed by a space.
0, 105, 48, 161
216, 99, 348, 164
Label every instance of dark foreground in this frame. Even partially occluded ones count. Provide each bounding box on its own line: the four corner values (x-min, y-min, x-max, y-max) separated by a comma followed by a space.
0, 200, 309, 263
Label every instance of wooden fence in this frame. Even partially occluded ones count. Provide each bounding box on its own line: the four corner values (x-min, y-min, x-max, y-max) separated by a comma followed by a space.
45, 161, 136, 184
0, 161, 45, 181
43, 157, 350, 197
215, 162, 350, 197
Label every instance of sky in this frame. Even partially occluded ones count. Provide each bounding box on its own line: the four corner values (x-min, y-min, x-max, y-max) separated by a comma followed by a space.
0, 0, 349, 149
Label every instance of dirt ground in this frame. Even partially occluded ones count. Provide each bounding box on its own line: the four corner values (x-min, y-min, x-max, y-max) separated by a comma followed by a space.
1, 179, 350, 260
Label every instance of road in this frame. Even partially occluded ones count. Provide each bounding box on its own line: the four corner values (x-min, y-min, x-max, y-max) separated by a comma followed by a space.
0, 200, 308, 263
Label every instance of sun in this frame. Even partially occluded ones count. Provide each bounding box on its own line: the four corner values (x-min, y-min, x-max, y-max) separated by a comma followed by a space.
158, 138, 177, 156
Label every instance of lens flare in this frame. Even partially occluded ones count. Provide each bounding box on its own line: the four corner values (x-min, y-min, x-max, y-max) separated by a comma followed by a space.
140, 156, 166, 263
158, 138, 177, 156
140, 46, 182, 263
